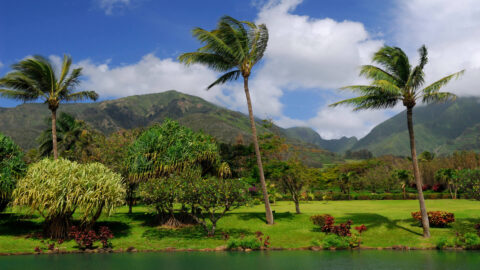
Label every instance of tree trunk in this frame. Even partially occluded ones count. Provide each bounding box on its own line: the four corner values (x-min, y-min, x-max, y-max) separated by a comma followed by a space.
294, 199, 301, 214
406, 107, 430, 238
243, 76, 274, 225
51, 109, 59, 160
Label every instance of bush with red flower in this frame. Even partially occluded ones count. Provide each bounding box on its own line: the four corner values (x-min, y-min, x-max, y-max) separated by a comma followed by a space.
411, 211, 455, 227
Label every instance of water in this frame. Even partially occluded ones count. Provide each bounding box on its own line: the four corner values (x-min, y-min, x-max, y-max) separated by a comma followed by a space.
0, 250, 479, 270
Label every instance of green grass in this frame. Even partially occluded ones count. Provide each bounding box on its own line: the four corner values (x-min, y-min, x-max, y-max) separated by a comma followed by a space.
1, 200, 480, 253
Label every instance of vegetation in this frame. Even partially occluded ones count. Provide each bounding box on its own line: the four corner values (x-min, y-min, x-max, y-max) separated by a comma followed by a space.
179, 16, 274, 225
0, 133, 26, 212
331, 45, 464, 237
13, 159, 125, 239
0, 55, 98, 159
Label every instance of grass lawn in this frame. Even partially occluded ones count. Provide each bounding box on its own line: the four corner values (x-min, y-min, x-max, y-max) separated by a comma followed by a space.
1, 200, 480, 253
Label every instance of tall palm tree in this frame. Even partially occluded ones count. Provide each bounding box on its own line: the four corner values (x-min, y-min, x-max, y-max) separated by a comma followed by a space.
178, 16, 274, 224
37, 112, 88, 157
331, 45, 464, 237
0, 55, 98, 159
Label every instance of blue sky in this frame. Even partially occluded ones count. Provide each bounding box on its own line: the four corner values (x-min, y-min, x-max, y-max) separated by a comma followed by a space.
1, 0, 478, 139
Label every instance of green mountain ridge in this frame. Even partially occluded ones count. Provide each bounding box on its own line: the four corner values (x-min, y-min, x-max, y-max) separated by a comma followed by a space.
284, 126, 357, 153
351, 97, 480, 156
0, 90, 339, 167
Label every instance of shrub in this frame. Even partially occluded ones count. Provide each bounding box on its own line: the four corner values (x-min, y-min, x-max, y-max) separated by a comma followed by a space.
436, 236, 455, 249
456, 233, 480, 249
13, 159, 125, 239
0, 133, 26, 212
475, 224, 480, 236
69, 226, 114, 250
227, 236, 262, 250
411, 211, 455, 227
321, 234, 350, 249
432, 184, 446, 192
310, 214, 334, 227
355, 224, 367, 234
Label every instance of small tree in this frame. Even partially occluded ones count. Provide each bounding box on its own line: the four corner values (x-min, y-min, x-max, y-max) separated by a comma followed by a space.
13, 159, 125, 238
393, 169, 413, 199
182, 176, 250, 236
457, 169, 480, 200
267, 159, 310, 214
0, 133, 26, 212
435, 168, 458, 199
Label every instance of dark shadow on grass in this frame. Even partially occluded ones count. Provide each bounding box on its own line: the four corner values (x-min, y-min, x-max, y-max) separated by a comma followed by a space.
236, 211, 295, 223
143, 225, 251, 240
334, 213, 423, 236
121, 212, 159, 227
0, 213, 42, 236
94, 221, 131, 238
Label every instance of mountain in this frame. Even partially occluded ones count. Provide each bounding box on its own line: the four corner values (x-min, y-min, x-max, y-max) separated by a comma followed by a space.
351, 97, 480, 156
0, 90, 339, 167
284, 127, 357, 153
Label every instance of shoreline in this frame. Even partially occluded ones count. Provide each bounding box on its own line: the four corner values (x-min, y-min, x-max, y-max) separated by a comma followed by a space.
0, 245, 469, 257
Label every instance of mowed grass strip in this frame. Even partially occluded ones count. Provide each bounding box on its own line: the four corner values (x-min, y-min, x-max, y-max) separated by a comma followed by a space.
1, 200, 480, 253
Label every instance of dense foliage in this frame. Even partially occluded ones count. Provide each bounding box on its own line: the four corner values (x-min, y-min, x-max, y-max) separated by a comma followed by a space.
412, 211, 455, 227
13, 159, 125, 238
0, 133, 26, 212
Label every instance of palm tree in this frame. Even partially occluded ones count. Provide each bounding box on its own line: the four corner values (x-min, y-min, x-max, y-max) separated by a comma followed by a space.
37, 112, 88, 157
331, 45, 464, 237
178, 16, 274, 224
0, 55, 98, 159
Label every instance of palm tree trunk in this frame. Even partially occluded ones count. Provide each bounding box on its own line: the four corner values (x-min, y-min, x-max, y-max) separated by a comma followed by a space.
406, 107, 430, 238
51, 109, 59, 160
243, 76, 274, 225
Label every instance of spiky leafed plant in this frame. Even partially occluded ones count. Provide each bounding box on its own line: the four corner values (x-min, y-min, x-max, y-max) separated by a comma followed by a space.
331, 45, 464, 237
37, 112, 87, 157
0, 55, 98, 159
178, 16, 274, 224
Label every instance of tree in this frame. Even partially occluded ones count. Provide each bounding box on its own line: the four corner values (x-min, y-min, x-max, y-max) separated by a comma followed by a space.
0, 55, 98, 160
178, 16, 274, 224
435, 168, 458, 199
330, 45, 464, 237
392, 169, 412, 199
37, 112, 88, 157
13, 159, 125, 238
182, 176, 250, 236
267, 158, 311, 214
0, 133, 26, 212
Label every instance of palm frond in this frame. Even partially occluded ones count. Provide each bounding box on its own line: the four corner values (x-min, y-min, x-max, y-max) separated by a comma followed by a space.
422, 70, 465, 95
57, 54, 72, 87
64, 91, 99, 102
330, 94, 399, 110
250, 24, 269, 65
178, 52, 235, 72
422, 92, 457, 104
372, 46, 411, 84
191, 28, 236, 60
58, 67, 82, 94
207, 70, 241, 89
360, 65, 400, 84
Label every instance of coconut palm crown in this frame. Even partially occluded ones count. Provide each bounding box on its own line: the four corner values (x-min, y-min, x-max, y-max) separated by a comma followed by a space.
331, 45, 464, 237
0, 55, 98, 159
178, 16, 274, 224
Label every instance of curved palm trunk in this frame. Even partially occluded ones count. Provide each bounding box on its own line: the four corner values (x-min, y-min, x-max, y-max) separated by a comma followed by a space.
51, 109, 59, 160
243, 76, 274, 225
406, 107, 430, 238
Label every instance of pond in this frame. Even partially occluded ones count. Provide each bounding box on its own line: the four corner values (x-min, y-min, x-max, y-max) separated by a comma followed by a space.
0, 250, 478, 270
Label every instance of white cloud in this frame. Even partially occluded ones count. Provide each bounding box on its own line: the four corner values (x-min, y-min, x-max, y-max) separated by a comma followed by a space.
95, 0, 132, 15
78, 54, 231, 106
394, 0, 480, 97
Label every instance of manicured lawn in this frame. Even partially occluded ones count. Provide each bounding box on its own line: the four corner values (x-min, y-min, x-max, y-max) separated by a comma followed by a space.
1, 200, 480, 253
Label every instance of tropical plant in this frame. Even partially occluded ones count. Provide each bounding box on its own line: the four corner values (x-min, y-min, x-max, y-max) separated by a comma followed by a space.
0, 55, 98, 159
13, 158, 125, 239
330, 45, 464, 237
392, 169, 412, 199
435, 168, 458, 199
178, 16, 274, 224
0, 133, 26, 212
37, 112, 88, 157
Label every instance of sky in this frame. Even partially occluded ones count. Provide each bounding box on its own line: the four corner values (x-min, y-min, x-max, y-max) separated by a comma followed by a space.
1, 0, 479, 139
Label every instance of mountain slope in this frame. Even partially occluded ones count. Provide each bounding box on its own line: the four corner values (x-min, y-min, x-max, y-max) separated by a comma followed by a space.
351, 97, 480, 156
0, 90, 339, 166
284, 127, 357, 153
